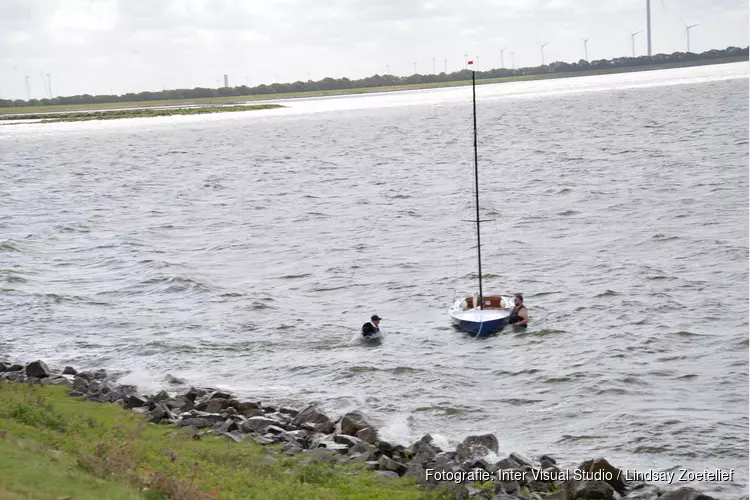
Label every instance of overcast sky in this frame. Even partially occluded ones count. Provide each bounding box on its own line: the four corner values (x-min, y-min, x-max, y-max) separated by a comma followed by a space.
1, 0, 747, 99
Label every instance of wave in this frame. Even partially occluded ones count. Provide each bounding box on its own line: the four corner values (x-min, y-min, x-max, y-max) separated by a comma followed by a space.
0, 241, 21, 252
137, 275, 216, 295
672, 331, 704, 337
491, 368, 541, 376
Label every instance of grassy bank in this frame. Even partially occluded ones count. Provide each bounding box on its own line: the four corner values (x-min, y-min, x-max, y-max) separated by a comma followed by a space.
0, 104, 283, 124
0, 382, 445, 500
0, 56, 744, 116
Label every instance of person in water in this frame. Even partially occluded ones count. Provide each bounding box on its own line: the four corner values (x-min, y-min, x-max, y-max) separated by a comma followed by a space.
507, 294, 529, 327
362, 315, 381, 337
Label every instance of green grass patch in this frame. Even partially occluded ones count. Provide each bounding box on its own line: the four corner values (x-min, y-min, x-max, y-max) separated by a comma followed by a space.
0, 382, 447, 500
0, 104, 283, 124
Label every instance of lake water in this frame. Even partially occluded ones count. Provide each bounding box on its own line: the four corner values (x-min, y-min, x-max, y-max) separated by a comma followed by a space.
1, 62, 748, 497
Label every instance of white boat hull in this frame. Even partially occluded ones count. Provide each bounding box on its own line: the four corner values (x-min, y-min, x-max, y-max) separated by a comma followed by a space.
449, 296, 512, 337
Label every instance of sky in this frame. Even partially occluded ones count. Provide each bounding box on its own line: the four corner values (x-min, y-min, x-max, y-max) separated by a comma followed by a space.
0, 0, 747, 99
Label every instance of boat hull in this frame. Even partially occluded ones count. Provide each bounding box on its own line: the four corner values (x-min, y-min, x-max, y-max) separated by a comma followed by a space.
449, 297, 512, 337
451, 315, 508, 337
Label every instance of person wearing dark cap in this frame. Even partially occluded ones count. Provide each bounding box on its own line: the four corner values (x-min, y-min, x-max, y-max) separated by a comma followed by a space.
362, 315, 381, 337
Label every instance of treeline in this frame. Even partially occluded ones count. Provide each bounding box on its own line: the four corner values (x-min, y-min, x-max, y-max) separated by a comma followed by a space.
2, 46, 747, 108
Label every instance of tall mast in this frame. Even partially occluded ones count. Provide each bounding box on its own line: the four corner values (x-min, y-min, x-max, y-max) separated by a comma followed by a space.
471, 69, 484, 309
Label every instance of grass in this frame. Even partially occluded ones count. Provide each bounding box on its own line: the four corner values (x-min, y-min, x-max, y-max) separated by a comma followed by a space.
0, 104, 283, 124
0, 56, 743, 116
0, 382, 448, 500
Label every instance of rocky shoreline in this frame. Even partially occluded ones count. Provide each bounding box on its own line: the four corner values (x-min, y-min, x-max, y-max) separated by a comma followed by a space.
0, 359, 727, 500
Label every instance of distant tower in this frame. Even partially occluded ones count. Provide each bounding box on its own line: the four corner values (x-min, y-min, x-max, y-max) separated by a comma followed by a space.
646, 0, 652, 56
224, 74, 229, 87
582, 37, 590, 62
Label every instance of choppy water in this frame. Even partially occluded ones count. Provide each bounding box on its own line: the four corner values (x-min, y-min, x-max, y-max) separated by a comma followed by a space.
1, 62, 748, 497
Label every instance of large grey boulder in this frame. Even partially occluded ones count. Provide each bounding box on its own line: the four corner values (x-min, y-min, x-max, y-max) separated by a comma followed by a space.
341, 411, 372, 436
25, 360, 51, 378
291, 405, 335, 434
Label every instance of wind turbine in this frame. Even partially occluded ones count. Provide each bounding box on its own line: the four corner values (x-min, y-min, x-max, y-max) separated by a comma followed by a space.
685, 23, 698, 53
646, 0, 652, 56
464, 53, 468, 69
500, 47, 508, 68
582, 36, 590, 62
511, 51, 516, 69
630, 30, 643, 57
540, 42, 550, 66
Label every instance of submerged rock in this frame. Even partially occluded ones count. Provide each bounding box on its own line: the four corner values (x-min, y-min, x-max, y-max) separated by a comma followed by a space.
464, 434, 499, 454
456, 434, 499, 465
509, 452, 533, 468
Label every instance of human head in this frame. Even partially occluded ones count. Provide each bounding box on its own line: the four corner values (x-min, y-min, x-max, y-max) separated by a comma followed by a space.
514, 294, 523, 305
371, 315, 381, 325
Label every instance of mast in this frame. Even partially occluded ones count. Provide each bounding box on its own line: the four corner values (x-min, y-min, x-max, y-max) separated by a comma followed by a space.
471, 68, 484, 309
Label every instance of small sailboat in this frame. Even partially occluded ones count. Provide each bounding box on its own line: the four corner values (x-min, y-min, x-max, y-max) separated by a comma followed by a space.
448, 61, 511, 337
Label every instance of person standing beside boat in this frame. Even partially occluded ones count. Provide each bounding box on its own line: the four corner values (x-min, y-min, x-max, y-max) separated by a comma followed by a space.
507, 294, 529, 327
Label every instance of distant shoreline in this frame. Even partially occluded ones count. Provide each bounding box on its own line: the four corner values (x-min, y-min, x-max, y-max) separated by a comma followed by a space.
0, 103, 283, 124
0, 56, 746, 117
